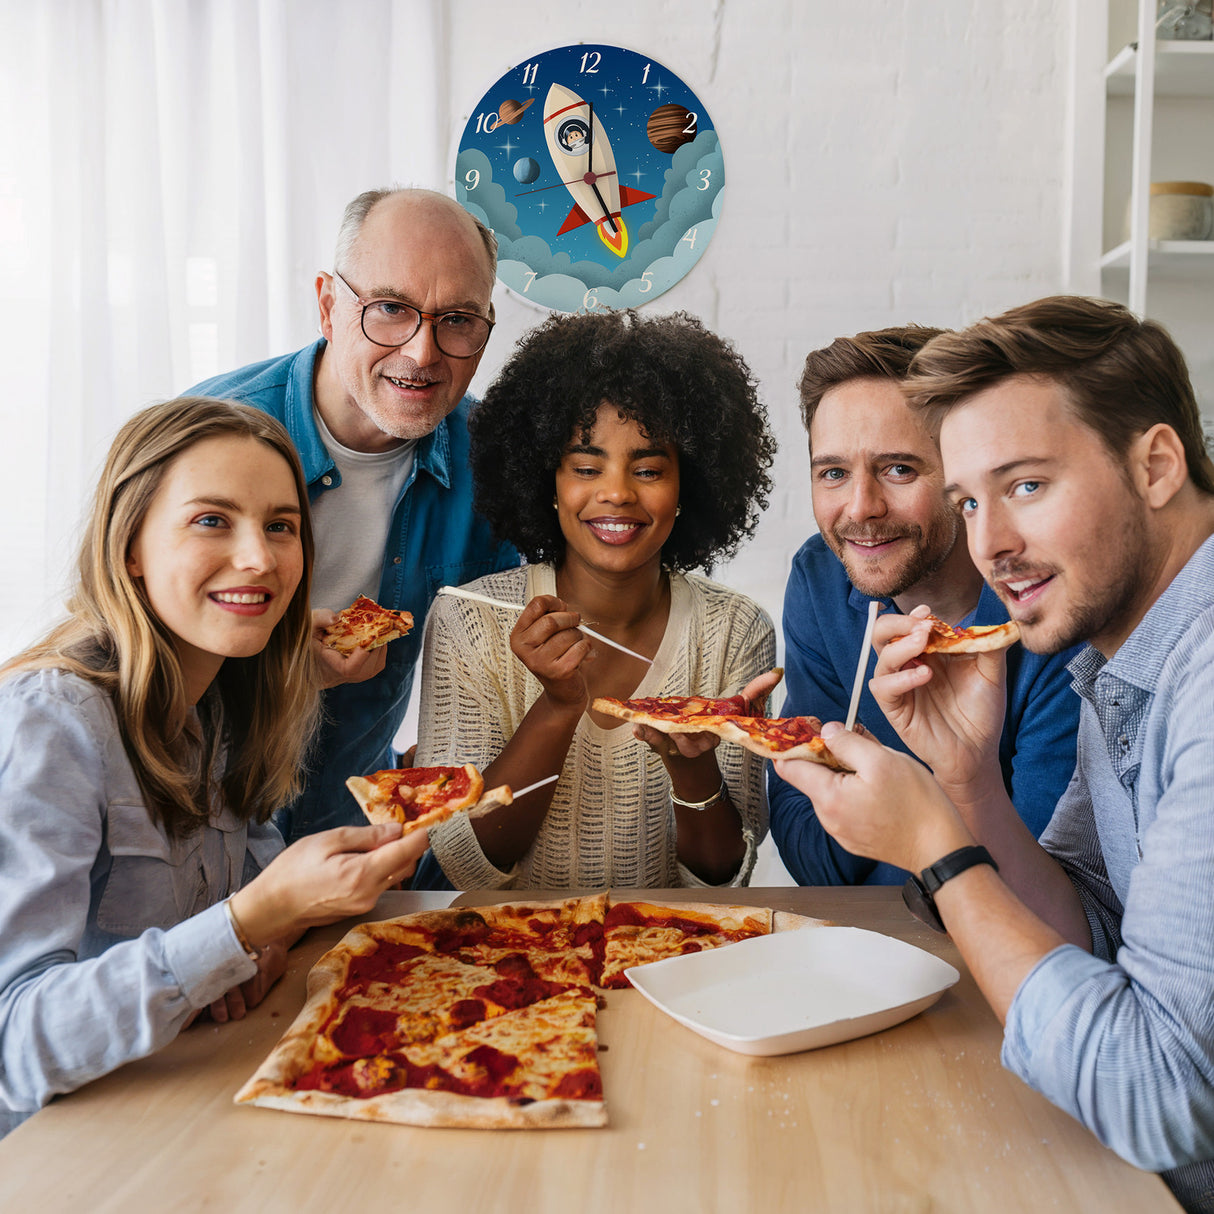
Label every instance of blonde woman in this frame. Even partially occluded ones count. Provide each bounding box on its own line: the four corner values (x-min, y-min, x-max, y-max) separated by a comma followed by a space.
0, 398, 426, 1136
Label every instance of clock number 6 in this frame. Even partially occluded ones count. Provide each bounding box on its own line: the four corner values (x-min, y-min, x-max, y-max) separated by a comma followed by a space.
582, 287, 600, 310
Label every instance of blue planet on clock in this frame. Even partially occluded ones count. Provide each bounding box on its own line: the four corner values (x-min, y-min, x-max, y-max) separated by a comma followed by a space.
513, 157, 541, 185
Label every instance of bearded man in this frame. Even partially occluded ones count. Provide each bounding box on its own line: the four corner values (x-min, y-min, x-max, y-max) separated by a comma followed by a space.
768, 325, 1080, 885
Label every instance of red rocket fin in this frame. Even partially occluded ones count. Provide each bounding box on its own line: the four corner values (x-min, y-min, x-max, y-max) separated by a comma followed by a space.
619, 185, 657, 207
557, 203, 593, 236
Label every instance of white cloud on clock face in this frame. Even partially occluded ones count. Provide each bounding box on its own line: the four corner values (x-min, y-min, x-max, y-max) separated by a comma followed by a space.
456, 130, 724, 313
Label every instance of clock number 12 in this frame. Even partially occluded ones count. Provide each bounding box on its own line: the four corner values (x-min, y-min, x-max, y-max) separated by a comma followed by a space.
579, 52, 601, 74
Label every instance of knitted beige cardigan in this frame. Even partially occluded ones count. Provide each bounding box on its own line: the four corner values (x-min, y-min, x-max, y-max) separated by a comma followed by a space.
418, 564, 775, 890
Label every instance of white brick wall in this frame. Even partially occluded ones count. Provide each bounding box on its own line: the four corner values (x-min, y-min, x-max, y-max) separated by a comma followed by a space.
449, 0, 1073, 637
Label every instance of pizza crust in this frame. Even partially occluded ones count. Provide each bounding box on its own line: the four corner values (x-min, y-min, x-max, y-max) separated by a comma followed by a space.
237, 1080, 605, 1129
922, 620, 1020, 654
895, 614, 1021, 655
592, 697, 850, 770
712, 718, 850, 770
591, 696, 740, 735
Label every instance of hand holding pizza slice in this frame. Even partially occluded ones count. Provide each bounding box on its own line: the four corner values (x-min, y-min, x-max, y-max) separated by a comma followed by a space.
321, 595, 414, 656
346, 764, 514, 835
592, 694, 851, 772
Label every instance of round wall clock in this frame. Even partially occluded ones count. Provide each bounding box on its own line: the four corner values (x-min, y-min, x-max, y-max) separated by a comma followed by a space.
455, 44, 724, 313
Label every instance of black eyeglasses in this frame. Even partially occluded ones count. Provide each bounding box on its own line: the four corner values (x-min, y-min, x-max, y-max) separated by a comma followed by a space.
331, 270, 494, 359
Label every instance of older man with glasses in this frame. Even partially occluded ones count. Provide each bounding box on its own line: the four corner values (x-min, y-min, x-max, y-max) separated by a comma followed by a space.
190, 188, 518, 844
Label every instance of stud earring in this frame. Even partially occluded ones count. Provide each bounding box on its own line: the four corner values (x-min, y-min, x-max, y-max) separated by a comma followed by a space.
675, 505, 682, 517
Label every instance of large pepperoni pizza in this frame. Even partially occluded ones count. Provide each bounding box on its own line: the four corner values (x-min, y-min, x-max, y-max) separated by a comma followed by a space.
235, 893, 821, 1129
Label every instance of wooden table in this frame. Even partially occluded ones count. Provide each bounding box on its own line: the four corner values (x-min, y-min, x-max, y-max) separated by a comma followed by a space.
0, 887, 1178, 1213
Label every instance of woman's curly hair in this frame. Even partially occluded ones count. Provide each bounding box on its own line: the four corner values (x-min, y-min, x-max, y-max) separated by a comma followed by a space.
470, 310, 775, 573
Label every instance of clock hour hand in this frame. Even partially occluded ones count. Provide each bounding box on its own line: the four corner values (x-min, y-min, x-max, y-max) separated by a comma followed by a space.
588, 180, 617, 236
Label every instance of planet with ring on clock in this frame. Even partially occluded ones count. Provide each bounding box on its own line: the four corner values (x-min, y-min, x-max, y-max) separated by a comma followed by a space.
646, 103, 698, 154
489, 97, 534, 131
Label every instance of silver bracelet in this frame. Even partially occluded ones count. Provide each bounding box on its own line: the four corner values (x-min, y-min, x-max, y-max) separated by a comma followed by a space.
670, 780, 727, 811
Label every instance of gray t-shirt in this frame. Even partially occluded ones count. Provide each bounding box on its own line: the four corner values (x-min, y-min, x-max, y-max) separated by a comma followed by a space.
310, 409, 415, 611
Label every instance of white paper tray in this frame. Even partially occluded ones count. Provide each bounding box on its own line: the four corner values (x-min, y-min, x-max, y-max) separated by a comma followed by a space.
625, 925, 960, 1056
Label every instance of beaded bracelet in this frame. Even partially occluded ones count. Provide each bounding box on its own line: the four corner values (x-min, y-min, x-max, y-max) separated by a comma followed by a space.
669, 781, 727, 811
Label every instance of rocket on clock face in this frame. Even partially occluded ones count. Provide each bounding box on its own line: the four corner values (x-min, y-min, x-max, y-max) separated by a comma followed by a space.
455, 44, 725, 313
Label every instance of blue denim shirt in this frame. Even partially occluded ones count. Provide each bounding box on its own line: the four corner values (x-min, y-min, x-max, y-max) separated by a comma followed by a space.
0, 670, 278, 1136
1002, 535, 1214, 1211
768, 534, 1081, 885
191, 341, 519, 840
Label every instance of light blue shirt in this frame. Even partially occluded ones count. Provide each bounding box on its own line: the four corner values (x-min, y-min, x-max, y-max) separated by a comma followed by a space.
1003, 534, 1214, 1212
0, 669, 281, 1136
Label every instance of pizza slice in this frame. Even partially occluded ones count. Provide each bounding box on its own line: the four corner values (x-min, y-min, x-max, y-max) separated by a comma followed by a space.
898, 612, 1021, 654
345, 764, 513, 834
591, 694, 752, 733
715, 715, 852, 770
314, 953, 522, 1062
598, 899, 773, 989
421, 894, 609, 988
321, 594, 414, 655
292, 987, 605, 1128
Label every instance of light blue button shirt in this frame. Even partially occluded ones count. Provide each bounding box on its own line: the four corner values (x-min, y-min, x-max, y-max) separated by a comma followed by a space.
1003, 535, 1214, 1212
0, 669, 281, 1136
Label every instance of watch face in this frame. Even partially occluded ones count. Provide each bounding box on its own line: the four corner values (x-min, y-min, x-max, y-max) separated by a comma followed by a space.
455, 44, 724, 312
901, 876, 947, 934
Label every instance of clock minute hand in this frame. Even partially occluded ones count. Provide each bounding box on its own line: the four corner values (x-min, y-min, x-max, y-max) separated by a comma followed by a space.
585, 100, 595, 176
583, 100, 618, 236
515, 171, 617, 198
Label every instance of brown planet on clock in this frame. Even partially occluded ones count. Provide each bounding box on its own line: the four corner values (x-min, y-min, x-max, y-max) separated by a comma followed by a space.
646, 103, 697, 153
489, 97, 535, 131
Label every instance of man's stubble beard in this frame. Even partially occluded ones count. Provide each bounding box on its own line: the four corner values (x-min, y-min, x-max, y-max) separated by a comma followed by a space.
832, 504, 961, 600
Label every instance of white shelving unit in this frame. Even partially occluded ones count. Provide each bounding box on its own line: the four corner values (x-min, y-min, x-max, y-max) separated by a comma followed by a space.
1067, 1, 1214, 413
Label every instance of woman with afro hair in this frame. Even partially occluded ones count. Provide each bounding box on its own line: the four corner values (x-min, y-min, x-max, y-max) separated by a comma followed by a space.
413, 309, 780, 890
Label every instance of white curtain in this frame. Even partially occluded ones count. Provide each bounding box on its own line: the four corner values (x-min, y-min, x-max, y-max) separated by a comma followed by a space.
0, 0, 451, 657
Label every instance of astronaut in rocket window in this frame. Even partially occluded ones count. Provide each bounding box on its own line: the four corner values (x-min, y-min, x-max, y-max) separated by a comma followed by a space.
559, 121, 589, 156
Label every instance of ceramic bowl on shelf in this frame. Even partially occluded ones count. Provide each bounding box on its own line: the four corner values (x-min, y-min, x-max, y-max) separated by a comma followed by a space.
1124, 182, 1214, 241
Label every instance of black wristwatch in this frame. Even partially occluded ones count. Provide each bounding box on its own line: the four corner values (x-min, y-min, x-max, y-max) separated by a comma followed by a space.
901, 845, 998, 933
